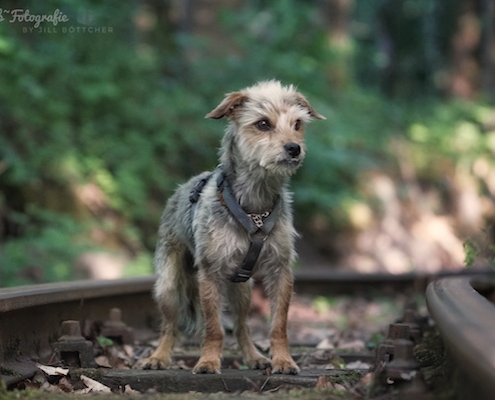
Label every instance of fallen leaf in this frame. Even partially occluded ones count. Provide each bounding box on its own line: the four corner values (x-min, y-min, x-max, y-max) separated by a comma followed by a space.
95, 355, 112, 368
330, 356, 346, 369
79, 375, 112, 393
123, 344, 134, 358
37, 364, 69, 377
345, 360, 371, 370
316, 375, 333, 389
400, 370, 417, 381
57, 377, 73, 393
337, 339, 366, 350
316, 338, 335, 350
124, 384, 140, 394
106, 346, 132, 369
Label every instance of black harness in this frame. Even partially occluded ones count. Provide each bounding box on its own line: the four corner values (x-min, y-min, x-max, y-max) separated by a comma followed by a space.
189, 168, 281, 283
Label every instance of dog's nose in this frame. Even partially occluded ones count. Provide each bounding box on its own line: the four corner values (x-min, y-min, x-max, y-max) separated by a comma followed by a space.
284, 142, 301, 158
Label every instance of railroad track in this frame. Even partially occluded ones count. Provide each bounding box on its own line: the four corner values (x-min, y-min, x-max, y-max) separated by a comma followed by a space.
1, 270, 494, 398
426, 275, 495, 400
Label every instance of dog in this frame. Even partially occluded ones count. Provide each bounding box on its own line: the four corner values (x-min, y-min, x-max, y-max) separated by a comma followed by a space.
143, 80, 324, 374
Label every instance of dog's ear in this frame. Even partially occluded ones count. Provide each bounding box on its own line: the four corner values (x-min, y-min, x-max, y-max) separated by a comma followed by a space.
205, 92, 248, 119
296, 94, 326, 120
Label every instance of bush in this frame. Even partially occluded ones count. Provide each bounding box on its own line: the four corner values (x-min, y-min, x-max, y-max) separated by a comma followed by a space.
1, 0, 493, 285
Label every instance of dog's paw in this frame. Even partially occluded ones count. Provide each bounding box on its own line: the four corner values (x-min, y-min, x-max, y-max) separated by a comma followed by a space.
271, 357, 300, 375
192, 358, 221, 374
246, 356, 272, 371
141, 356, 170, 370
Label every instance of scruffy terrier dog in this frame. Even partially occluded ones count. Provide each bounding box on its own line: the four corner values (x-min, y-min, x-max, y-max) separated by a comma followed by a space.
143, 80, 324, 374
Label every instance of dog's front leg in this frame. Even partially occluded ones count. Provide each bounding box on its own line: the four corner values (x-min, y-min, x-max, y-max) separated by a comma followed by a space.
193, 272, 223, 374
266, 267, 300, 375
228, 282, 272, 370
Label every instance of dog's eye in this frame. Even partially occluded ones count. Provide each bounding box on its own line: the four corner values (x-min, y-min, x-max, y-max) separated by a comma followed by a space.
255, 119, 271, 132
294, 119, 301, 131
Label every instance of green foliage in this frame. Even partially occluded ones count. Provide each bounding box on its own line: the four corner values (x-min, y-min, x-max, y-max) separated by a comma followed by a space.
312, 296, 337, 314
403, 100, 495, 165
366, 332, 386, 350
123, 252, 153, 277
0, 0, 493, 286
1, 208, 89, 286
463, 240, 477, 267
0, 1, 219, 285
97, 336, 114, 349
463, 237, 495, 269
294, 89, 393, 215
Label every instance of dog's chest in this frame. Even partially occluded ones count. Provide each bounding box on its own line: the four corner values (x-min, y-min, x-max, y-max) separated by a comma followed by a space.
201, 207, 292, 275
191, 178, 293, 276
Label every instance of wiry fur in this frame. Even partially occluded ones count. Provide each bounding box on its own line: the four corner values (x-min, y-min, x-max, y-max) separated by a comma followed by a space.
142, 80, 324, 375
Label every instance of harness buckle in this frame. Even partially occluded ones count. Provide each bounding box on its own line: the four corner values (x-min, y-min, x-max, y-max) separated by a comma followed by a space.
248, 211, 270, 229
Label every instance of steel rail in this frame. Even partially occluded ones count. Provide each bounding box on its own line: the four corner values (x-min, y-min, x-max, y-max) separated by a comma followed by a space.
0, 270, 429, 370
2, 270, 493, 392
0, 271, 395, 389
0, 269, 490, 366
0, 276, 157, 366
0, 276, 155, 312
426, 276, 495, 400
293, 268, 491, 295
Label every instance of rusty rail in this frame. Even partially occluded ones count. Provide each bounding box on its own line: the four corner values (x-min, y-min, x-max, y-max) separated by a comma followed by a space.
0, 276, 157, 365
0, 269, 488, 367
426, 276, 495, 400
0, 271, 430, 390
2, 270, 494, 395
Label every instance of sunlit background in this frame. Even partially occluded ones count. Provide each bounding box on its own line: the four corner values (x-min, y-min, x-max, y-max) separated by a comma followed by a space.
1, 0, 494, 287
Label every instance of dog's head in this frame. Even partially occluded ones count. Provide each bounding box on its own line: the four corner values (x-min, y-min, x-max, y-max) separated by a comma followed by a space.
206, 80, 325, 176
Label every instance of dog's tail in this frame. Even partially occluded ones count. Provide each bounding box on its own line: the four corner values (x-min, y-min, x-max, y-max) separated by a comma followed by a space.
177, 269, 203, 337
153, 250, 203, 338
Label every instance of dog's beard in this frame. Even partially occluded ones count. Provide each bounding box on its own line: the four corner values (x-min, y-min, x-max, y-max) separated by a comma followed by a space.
233, 133, 304, 177
259, 153, 304, 176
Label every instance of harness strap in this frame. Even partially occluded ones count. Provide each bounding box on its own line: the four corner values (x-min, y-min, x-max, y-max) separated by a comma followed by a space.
189, 172, 215, 222
217, 173, 259, 235
216, 170, 281, 283
188, 168, 282, 283
229, 233, 266, 282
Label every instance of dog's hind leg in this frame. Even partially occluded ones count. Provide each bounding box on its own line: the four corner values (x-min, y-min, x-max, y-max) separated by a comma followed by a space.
265, 268, 300, 374
228, 283, 272, 370
142, 242, 186, 370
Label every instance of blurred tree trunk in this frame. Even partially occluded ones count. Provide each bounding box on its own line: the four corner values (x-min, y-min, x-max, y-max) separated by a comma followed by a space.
135, 0, 178, 60
376, 0, 442, 97
481, 0, 495, 100
449, 0, 482, 98
377, 0, 401, 96
324, 0, 354, 88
